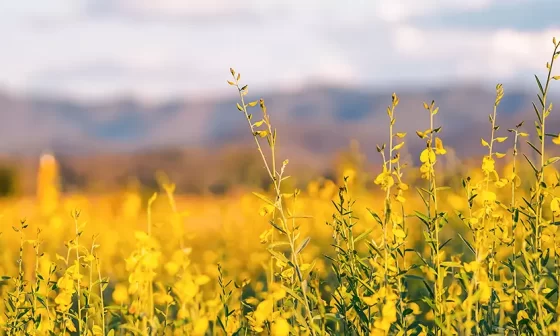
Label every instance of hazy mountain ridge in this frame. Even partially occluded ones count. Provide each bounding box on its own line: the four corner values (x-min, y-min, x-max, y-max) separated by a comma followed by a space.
0, 84, 554, 157
1, 84, 559, 194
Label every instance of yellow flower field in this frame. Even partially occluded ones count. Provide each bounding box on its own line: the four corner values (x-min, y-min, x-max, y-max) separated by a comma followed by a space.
1, 38, 560, 335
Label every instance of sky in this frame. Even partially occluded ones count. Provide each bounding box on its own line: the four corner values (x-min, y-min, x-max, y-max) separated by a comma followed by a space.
0, 0, 559, 100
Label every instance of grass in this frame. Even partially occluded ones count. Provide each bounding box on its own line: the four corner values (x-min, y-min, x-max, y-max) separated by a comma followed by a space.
0, 38, 559, 335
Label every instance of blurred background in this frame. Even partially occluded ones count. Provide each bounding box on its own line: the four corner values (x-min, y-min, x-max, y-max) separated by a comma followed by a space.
0, 0, 559, 196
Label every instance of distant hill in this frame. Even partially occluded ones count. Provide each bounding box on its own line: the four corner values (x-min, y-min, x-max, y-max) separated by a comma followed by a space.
0, 84, 547, 155
0, 84, 558, 194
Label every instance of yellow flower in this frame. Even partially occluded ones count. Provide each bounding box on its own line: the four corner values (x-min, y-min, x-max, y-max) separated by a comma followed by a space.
382, 301, 397, 323
254, 299, 274, 325
65, 319, 77, 332
434, 137, 446, 155
55, 291, 73, 311
195, 275, 211, 285
165, 261, 180, 276
464, 261, 480, 273
479, 282, 492, 304
259, 228, 273, 244
420, 148, 436, 164
396, 190, 406, 203
56, 275, 74, 292
553, 133, 560, 145
481, 190, 496, 203
181, 279, 199, 300
374, 167, 394, 191
272, 317, 290, 336
393, 228, 406, 239
259, 204, 275, 217
552, 197, 560, 213
112, 283, 129, 304
193, 317, 209, 336
281, 267, 294, 279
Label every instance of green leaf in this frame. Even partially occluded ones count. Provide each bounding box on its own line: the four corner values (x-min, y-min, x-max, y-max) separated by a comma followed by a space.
354, 228, 373, 243
535, 75, 545, 95
441, 261, 462, 268
282, 285, 307, 306
295, 237, 311, 255
267, 241, 290, 249
439, 238, 452, 250
526, 141, 542, 156
423, 280, 435, 299
267, 249, 289, 264
458, 234, 476, 255
405, 274, 425, 281
252, 192, 276, 207
545, 157, 560, 166
414, 211, 431, 228
523, 154, 539, 174
403, 308, 414, 316
269, 220, 287, 235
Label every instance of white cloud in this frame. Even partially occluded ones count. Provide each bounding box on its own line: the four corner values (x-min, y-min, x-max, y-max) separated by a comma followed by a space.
0, 0, 557, 99
391, 25, 560, 80
374, 0, 495, 22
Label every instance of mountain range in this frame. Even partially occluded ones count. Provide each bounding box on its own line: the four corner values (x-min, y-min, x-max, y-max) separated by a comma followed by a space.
1, 83, 559, 194
0, 84, 552, 156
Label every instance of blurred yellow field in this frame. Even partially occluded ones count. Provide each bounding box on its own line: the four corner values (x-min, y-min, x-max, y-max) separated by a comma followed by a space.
1, 36, 560, 336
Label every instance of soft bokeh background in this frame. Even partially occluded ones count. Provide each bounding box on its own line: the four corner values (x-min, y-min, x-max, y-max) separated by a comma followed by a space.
0, 0, 559, 195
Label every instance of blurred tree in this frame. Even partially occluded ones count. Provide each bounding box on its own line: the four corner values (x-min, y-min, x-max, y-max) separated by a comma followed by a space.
0, 165, 18, 197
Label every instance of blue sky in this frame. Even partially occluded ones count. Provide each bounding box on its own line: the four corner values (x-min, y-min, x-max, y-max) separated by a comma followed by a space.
0, 0, 558, 100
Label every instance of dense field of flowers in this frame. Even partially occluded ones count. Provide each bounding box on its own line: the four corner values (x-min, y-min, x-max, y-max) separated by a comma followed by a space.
0, 38, 560, 336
